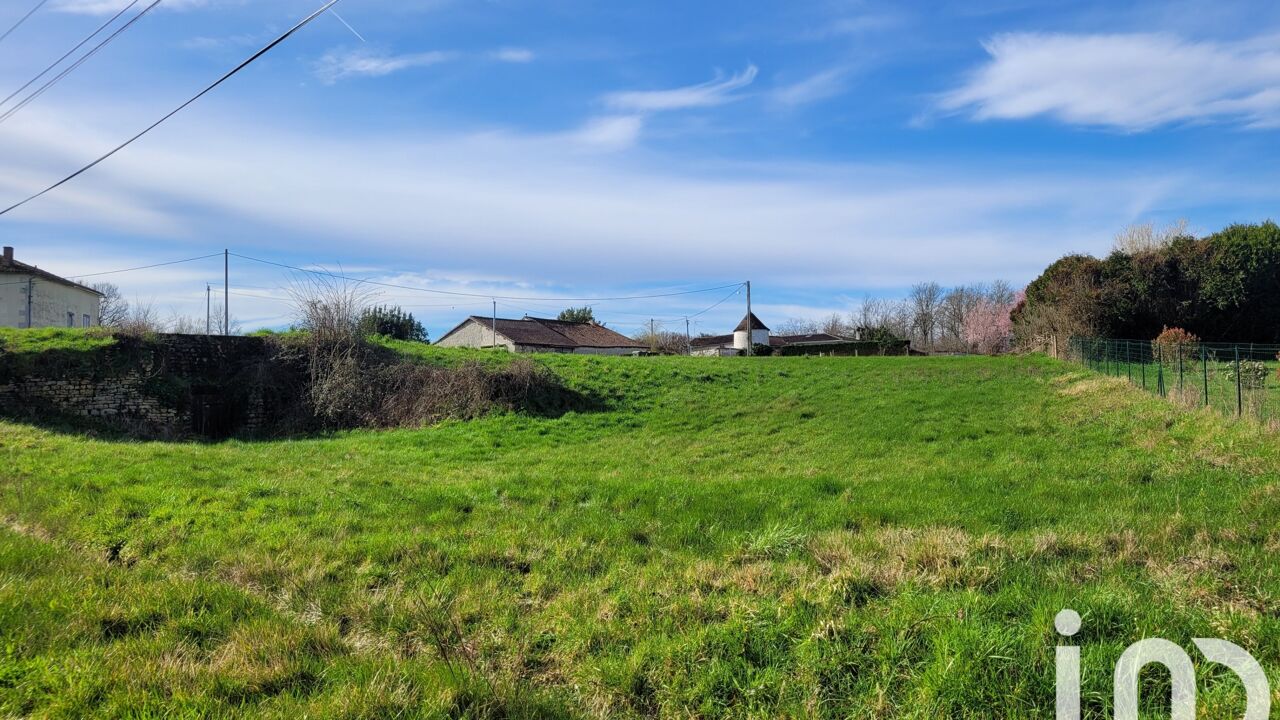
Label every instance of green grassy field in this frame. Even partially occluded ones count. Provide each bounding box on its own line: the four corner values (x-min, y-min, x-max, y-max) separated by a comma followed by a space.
1079, 353, 1280, 424
2, 342, 1279, 718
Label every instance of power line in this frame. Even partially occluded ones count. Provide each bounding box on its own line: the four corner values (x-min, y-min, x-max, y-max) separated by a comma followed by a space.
0, 0, 50, 47
495, 282, 743, 326
0, 0, 342, 217
687, 284, 743, 319
0, 0, 141, 112
65, 252, 222, 279
0, 0, 161, 125
231, 252, 744, 302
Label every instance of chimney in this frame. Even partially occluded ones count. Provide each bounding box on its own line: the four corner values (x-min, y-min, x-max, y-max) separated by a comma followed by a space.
1, 247, 11, 265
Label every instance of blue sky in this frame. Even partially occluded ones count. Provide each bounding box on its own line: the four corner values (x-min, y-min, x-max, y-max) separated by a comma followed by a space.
3, 0, 1280, 336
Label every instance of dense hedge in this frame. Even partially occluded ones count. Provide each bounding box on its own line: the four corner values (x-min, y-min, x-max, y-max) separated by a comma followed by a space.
774, 340, 910, 357
1015, 221, 1280, 343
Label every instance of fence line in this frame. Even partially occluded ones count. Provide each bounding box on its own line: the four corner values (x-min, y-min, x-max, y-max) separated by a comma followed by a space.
1067, 337, 1280, 424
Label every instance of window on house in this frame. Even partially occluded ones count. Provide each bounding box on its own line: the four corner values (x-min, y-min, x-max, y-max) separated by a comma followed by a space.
67, 312, 75, 327
82, 314, 91, 327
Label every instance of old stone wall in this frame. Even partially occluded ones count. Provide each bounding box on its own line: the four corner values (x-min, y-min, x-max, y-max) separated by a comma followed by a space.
0, 334, 284, 438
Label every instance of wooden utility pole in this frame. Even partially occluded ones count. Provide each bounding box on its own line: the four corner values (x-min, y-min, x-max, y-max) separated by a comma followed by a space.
685, 316, 691, 355
223, 249, 229, 336
744, 280, 752, 357
25, 277, 33, 329
206, 284, 211, 335
649, 318, 657, 353
492, 300, 497, 349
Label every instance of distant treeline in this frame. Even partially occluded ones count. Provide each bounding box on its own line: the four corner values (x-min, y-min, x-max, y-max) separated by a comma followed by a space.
1014, 221, 1280, 344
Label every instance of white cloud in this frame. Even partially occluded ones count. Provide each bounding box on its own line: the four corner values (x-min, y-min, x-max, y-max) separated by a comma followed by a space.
604, 65, 758, 112
314, 48, 456, 83
941, 32, 1280, 130
771, 68, 847, 107
2, 103, 1218, 306
491, 47, 535, 63
565, 115, 645, 151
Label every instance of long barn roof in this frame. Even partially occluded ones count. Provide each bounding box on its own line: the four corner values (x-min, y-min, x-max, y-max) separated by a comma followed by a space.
439, 316, 644, 349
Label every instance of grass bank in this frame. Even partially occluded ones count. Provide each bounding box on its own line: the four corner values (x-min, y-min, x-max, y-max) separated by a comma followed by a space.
1, 351, 1278, 718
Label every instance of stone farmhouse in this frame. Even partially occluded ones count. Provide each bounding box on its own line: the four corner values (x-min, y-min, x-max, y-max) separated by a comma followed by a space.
0, 246, 102, 329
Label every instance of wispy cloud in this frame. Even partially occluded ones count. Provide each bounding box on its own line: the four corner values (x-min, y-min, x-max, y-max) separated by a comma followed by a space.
771, 68, 847, 107
314, 48, 456, 84
53, 0, 214, 13
941, 32, 1280, 130
490, 47, 535, 63
800, 12, 903, 41
565, 115, 645, 150
4, 104, 1217, 296
604, 65, 758, 112
182, 32, 264, 51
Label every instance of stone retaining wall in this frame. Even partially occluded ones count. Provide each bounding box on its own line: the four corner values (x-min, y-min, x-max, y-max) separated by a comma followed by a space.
0, 334, 283, 438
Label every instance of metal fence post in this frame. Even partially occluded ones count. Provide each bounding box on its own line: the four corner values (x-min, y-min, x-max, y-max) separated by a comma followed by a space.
1157, 343, 1165, 397
1177, 342, 1184, 398
1126, 341, 1132, 383
1141, 346, 1147, 389
1201, 343, 1208, 408
1235, 344, 1243, 417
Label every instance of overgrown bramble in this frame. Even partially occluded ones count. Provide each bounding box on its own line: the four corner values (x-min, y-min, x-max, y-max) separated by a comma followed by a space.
1151, 326, 1200, 363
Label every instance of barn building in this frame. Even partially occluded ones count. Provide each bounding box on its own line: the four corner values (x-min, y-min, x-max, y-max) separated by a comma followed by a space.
435, 315, 645, 355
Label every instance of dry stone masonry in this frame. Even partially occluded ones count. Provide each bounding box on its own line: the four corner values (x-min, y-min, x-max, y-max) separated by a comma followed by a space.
0, 334, 285, 438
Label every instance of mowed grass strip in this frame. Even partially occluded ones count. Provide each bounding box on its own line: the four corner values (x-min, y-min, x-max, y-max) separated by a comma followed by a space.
1, 353, 1279, 718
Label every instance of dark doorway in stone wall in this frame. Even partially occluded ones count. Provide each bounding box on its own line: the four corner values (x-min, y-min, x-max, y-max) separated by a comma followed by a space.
191, 385, 241, 439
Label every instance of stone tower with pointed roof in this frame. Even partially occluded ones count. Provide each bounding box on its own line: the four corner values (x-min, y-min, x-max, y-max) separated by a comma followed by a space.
732, 312, 770, 351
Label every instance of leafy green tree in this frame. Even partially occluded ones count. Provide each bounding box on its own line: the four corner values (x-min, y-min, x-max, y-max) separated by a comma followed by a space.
1015, 221, 1280, 343
557, 306, 595, 323
359, 305, 428, 342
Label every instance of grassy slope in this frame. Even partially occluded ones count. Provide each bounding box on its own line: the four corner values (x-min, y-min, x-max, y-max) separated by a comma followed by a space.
1, 347, 1279, 718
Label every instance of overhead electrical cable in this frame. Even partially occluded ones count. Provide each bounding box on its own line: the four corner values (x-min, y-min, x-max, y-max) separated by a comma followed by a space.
64, 252, 223, 279
0, 0, 161, 125
0, 0, 140, 111
0, 0, 50, 47
231, 252, 744, 302
0, 0, 342, 217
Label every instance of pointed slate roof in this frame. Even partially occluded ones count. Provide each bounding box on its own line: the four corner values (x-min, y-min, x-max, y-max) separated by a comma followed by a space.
733, 312, 769, 332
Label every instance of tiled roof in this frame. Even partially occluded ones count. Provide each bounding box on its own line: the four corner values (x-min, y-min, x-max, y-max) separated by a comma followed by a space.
444, 316, 644, 349
770, 333, 846, 346
690, 333, 734, 348
0, 255, 103, 296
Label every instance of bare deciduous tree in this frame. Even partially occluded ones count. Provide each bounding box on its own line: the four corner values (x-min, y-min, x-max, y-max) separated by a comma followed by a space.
775, 317, 819, 335
286, 275, 380, 424
91, 282, 129, 328
113, 300, 163, 335
631, 323, 691, 354
1113, 219, 1190, 255
908, 282, 943, 348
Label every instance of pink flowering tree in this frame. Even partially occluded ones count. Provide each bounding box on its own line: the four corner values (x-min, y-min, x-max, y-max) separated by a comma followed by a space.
963, 290, 1023, 354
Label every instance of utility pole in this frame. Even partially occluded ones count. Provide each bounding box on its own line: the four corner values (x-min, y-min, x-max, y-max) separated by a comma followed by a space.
223, 249, 229, 336
685, 316, 691, 355
205, 284, 211, 335
649, 318, 657, 353
744, 280, 752, 357
492, 300, 497, 349
25, 277, 33, 329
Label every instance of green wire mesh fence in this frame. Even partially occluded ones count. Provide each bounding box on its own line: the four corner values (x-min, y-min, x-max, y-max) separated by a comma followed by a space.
1067, 337, 1280, 423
